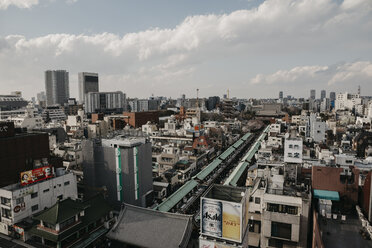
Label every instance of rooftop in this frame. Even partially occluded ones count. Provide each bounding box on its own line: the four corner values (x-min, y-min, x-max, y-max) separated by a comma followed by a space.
107, 204, 192, 248
319, 213, 372, 248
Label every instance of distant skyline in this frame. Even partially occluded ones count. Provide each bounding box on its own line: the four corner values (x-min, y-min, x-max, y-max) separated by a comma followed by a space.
0, 0, 371, 100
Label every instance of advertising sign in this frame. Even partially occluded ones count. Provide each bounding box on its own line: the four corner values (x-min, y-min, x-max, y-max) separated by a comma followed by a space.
201, 198, 243, 243
20, 166, 53, 186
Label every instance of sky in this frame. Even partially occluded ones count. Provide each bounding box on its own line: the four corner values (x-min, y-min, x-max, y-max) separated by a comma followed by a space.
0, 0, 371, 100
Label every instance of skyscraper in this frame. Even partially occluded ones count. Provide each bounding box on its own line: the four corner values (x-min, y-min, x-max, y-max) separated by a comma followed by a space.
310, 89, 316, 100
78, 72, 99, 103
279, 91, 283, 99
45, 70, 69, 106
320, 90, 326, 100
330, 92, 336, 101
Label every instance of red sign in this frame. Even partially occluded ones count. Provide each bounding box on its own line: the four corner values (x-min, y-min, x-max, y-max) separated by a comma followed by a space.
20, 166, 54, 186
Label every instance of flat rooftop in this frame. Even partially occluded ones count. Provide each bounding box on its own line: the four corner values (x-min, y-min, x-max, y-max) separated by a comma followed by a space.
319, 213, 372, 248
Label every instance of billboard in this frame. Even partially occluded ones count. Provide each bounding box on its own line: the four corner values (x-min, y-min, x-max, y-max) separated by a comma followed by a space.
201, 198, 243, 243
20, 166, 53, 186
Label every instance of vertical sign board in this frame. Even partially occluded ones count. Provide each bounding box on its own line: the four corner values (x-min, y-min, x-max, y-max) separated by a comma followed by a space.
201, 197, 243, 243
133, 147, 139, 201
115, 147, 123, 201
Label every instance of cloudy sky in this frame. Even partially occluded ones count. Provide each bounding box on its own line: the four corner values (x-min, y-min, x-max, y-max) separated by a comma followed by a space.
0, 0, 371, 100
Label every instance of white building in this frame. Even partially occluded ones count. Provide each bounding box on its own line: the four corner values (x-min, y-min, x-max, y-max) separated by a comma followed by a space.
310, 114, 326, 143
335, 92, 362, 111
0, 169, 77, 235
284, 136, 303, 163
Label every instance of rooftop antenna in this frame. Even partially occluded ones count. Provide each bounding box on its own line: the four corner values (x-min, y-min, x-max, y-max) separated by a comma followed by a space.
196, 88, 199, 108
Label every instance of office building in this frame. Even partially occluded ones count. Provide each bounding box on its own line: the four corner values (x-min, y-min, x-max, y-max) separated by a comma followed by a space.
78, 72, 99, 104
279, 91, 283, 100
45, 70, 69, 106
207, 96, 220, 111
129, 99, 159, 112
320, 90, 326, 100
329, 92, 336, 101
310, 89, 316, 100
82, 137, 153, 207
85, 91, 126, 114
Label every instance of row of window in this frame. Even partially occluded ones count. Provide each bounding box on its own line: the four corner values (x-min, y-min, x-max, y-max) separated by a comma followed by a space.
267, 203, 298, 215
287, 152, 300, 158
288, 144, 300, 149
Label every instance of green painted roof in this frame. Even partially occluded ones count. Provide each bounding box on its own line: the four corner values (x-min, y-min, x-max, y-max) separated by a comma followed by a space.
314, 189, 340, 201
157, 180, 198, 212
195, 159, 223, 180
232, 139, 244, 148
219, 146, 235, 160
241, 133, 252, 141
224, 161, 250, 186
34, 198, 85, 225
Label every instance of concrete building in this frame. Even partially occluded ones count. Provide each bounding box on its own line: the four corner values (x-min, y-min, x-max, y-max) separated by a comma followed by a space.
129, 99, 159, 112
310, 114, 326, 143
329, 92, 336, 101
310, 89, 316, 100
45, 70, 69, 106
0, 168, 78, 236
82, 137, 153, 207
284, 136, 303, 164
85, 91, 126, 114
320, 90, 326, 100
0, 122, 51, 187
335, 92, 362, 111
78, 72, 99, 104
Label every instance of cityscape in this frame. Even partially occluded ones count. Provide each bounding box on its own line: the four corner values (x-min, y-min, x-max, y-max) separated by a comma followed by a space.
1, 1, 372, 248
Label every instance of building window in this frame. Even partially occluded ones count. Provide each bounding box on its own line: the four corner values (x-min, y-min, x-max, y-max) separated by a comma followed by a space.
255, 197, 261, 204
287, 153, 292, 157
43, 189, 50, 193
0, 197, 11, 206
267, 203, 298, 215
64, 181, 70, 186
1, 208, 12, 218
271, 222, 292, 240
31, 192, 38, 199
289, 144, 293, 148
16, 197, 24, 205
58, 195, 63, 200
294, 153, 300, 158
32, 205, 39, 212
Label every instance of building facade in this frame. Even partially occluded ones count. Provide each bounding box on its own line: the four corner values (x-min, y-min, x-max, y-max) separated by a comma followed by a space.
82, 137, 153, 207
78, 72, 99, 104
0, 169, 78, 235
45, 70, 69, 106
85, 91, 126, 114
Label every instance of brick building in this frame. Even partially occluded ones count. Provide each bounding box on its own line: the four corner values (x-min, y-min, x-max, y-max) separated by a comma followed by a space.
122, 111, 159, 128
312, 165, 359, 203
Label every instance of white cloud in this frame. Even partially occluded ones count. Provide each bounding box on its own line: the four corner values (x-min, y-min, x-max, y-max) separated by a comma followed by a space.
249, 61, 372, 90
0, 0, 39, 10
0, 0, 372, 98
